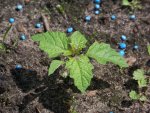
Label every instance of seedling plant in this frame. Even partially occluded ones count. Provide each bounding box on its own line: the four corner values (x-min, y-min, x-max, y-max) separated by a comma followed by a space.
122, 0, 142, 11
32, 31, 128, 92
129, 69, 148, 102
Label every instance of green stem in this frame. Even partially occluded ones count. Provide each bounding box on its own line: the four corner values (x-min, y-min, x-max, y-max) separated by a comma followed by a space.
3, 24, 12, 41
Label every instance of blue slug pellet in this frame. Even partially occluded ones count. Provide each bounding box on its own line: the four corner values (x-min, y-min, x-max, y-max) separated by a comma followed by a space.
85, 16, 91, 22
119, 43, 126, 49
111, 15, 116, 20
67, 27, 73, 33
121, 35, 127, 41
9, 18, 15, 23
15, 64, 22, 70
35, 23, 41, 28
20, 34, 26, 40
119, 50, 125, 56
16, 4, 23, 11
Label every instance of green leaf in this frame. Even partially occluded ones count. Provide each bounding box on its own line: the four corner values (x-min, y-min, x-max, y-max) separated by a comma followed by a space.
70, 31, 87, 51
138, 79, 147, 88
148, 45, 150, 55
86, 42, 128, 68
122, 0, 131, 6
133, 69, 145, 80
0, 43, 6, 51
66, 55, 94, 92
48, 60, 64, 75
32, 32, 71, 58
133, 69, 147, 88
129, 90, 139, 100
139, 95, 147, 101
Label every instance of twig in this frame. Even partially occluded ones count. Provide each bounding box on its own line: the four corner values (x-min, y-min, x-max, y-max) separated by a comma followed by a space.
41, 14, 50, 31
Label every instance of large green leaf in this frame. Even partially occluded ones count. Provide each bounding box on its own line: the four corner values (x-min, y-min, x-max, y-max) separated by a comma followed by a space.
70, 31, 87, 51
86, 42, 128, 68
48, 60, 64, 75
66, 55, 94, 92
32, 32, 71, 58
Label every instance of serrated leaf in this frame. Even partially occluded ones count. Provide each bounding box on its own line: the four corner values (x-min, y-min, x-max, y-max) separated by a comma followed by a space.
139, 95, 147, 101
148, 45, 150, 55
122, 0, 131, 6
48, 60, 64, 75
86, 42, 128, 68
129, 90, 139, 100
133, 69, 145, 80
32, 32, 71, 58
70, 31, 87, 51
66, 55, 94, 92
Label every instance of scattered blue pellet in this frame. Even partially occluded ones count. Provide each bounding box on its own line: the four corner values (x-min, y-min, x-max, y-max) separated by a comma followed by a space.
67, 27, 73, 33
95, 4, 100, 9
133, 45, 138, 49
94, 0, 101, 4
20, 34, 26, 40
15, 64, 22, 70
35, 23, 41, 28
85, 16, 91, 22
95, 10, 100, 15
16, 4, 23, 11
111, 15, 117, 20
121, 35, 127, 41
119, 50, 125, 56
119, 43, 126, 49
109, 112, 114, 113
9, 18, 15, 24
129, 15, 136, 20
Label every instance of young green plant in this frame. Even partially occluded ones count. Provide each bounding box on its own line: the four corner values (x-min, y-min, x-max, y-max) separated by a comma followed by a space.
129, 69, 148, 101
32, 31, 128, 92
122, 0, 142, 10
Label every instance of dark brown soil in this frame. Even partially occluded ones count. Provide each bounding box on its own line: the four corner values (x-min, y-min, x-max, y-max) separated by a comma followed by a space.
0, 0, 150, 113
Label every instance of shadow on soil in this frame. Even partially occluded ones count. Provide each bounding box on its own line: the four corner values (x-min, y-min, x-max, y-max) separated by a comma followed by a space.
11, 68, 71, 113
10, 68, 113, 113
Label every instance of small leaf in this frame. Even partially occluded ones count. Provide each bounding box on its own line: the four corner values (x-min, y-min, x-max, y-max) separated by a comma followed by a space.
86, 42, 128, 68
138, 79, 147, 88
70, 31, 87, 51
133, 69, 145, 81
66, 55, 94, 92
133, 69, 147, 88
122, 0, 131, 6
32, 32, 71, 58
129, 90, 139, 100
0, 43, 6, 51
148, 45, 150, 55
48, 60, 64, 75
139, 95, 147, 101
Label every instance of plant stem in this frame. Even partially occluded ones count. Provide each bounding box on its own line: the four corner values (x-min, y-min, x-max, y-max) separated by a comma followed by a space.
3, 24, 12, 41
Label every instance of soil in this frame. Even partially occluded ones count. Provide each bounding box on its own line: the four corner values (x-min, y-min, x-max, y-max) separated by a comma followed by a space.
0, 0, 150, 113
